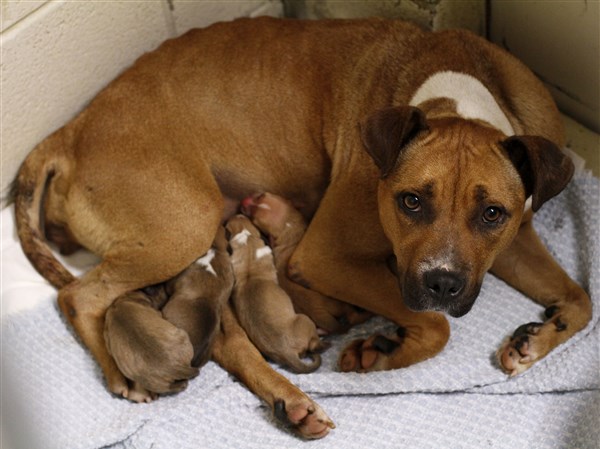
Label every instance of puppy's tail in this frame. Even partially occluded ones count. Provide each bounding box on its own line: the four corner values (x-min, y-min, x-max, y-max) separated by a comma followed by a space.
13, 129, 76, 289
288, 352, 322, 374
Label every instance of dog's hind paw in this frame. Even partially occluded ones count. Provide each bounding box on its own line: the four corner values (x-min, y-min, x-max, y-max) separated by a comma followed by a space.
273, 398, 335, 439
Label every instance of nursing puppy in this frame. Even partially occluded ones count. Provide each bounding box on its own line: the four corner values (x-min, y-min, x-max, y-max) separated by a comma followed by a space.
226, 214, 324, 373
104, 290, 198, 402
242, 192, 372, 334
104, 227, 233, 401
162, 226, 234, 368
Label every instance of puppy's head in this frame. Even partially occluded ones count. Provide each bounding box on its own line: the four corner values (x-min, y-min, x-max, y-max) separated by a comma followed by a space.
241, 192, 303, 237
361, 106, 573, 317
225, 214, 261, 247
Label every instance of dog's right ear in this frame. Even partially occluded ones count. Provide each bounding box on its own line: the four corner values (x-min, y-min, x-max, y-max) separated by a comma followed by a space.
360, 106, 428, 178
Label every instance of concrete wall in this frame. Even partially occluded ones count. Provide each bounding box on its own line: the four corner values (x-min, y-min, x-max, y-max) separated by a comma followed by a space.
284, 0, 486, 34
0, 0, 283, 204
488, 0, 599, 134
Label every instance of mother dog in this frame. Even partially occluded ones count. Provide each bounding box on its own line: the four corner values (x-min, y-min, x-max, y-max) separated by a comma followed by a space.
13, 16, 591, 429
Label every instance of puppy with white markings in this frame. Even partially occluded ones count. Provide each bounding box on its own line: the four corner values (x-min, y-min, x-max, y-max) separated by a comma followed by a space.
226, 214, 324, 373
161, 225, 234, 367
104, 226, 233, 401
242, 193, 372, 334
104, 289, 198, 402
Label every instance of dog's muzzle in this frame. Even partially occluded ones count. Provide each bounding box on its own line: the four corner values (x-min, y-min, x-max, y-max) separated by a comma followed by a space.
402, 269, 479, 318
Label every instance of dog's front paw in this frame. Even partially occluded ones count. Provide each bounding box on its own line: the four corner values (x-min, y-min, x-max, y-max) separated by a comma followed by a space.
339, 328, 406, 372
497, 322, 544, 376
273, 398, 335, 439
497, 305, 573, 377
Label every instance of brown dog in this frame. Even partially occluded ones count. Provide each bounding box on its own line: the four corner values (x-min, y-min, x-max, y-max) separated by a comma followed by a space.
226, 214, 324, 373
104, 226, 233, 401
242, 192, 372, 334
12, 17, 591, 434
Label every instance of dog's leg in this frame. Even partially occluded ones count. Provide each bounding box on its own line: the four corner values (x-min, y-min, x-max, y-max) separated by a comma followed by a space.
212, 304, 335, 439
289, 186, 449, 372
56, 159, 224, 396
293, 258, 449, 372
57, 264, 140, 397
491, 220, 593, 376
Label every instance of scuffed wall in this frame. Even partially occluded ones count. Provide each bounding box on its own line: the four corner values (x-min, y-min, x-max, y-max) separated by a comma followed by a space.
0, 0, 283, 205
283, 0, 486, 34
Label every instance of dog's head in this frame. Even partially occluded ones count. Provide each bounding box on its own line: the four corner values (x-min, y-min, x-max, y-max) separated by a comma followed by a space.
361, 106, 574, 317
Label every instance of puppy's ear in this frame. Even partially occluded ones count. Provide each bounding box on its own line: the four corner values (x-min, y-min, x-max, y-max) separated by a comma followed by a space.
361, 106, 428, 178
501, 136, 574, 212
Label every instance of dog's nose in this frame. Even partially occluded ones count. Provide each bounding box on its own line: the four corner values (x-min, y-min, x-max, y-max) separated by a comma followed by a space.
425, 270, 465, 300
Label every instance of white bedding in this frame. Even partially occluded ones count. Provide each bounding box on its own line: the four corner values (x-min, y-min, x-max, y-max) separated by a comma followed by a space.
1, 174, 598, 449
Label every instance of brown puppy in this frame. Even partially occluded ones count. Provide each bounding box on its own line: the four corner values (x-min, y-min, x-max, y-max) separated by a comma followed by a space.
104, 290, 198, 402
162, 226, 234, 368
12, 17, 590, 432
226, 214, 323, 373
242, 192, 372, 334
104, 226, 233, 401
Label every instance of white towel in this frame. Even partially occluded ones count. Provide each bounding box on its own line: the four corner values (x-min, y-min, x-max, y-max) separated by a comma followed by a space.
1, 175, 598, 449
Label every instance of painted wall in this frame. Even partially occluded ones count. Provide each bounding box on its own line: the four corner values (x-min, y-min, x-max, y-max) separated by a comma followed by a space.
489, 0, 599, 134
0, 0, 283, 204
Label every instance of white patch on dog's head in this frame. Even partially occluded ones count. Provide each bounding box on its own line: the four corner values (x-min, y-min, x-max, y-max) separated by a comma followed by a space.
409, 71, 515, 136
255, 246, 272, 260
195, 249, 217, 276
231, 229, 252, 245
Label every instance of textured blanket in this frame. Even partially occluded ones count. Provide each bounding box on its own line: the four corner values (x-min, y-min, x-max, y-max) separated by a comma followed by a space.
1, 175, 598, 449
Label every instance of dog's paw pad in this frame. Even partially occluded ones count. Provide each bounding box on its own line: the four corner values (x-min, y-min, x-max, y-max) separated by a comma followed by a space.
339, 328, 407, 372
497, 321, 544, 376
274, 399, 334, 439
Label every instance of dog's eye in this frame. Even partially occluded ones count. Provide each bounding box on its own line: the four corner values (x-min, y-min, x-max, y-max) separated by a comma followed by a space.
482, 206, 502, 223
401, 194, 421, 212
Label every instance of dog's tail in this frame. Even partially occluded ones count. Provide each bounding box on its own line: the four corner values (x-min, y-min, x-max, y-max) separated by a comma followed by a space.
13, 129, 76, 289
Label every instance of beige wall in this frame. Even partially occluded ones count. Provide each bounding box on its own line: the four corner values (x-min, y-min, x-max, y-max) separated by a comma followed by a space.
0, 0, 283, 205
489, 0, 599, 134
284, 0, 486, 34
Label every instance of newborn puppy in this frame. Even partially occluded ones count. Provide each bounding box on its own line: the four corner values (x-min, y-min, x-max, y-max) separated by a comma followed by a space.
104, 289, 199, 402
226, 214, 324, 373
104, 226, 233, 402
242, 193, 372, 334
162, 226, 234, 368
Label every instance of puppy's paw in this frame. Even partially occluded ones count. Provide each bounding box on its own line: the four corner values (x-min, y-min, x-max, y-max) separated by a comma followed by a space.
273, 398, 335, 439
124, 381, 158, 403
339, 327, 406, 372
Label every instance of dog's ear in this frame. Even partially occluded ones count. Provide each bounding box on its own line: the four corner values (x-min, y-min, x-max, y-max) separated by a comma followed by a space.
361, 106, 428, 178
501, 136, 574, 212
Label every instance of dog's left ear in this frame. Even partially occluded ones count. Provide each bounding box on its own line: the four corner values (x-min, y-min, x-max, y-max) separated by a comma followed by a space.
501, 136, 574, 212
361, 106, 428, 178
